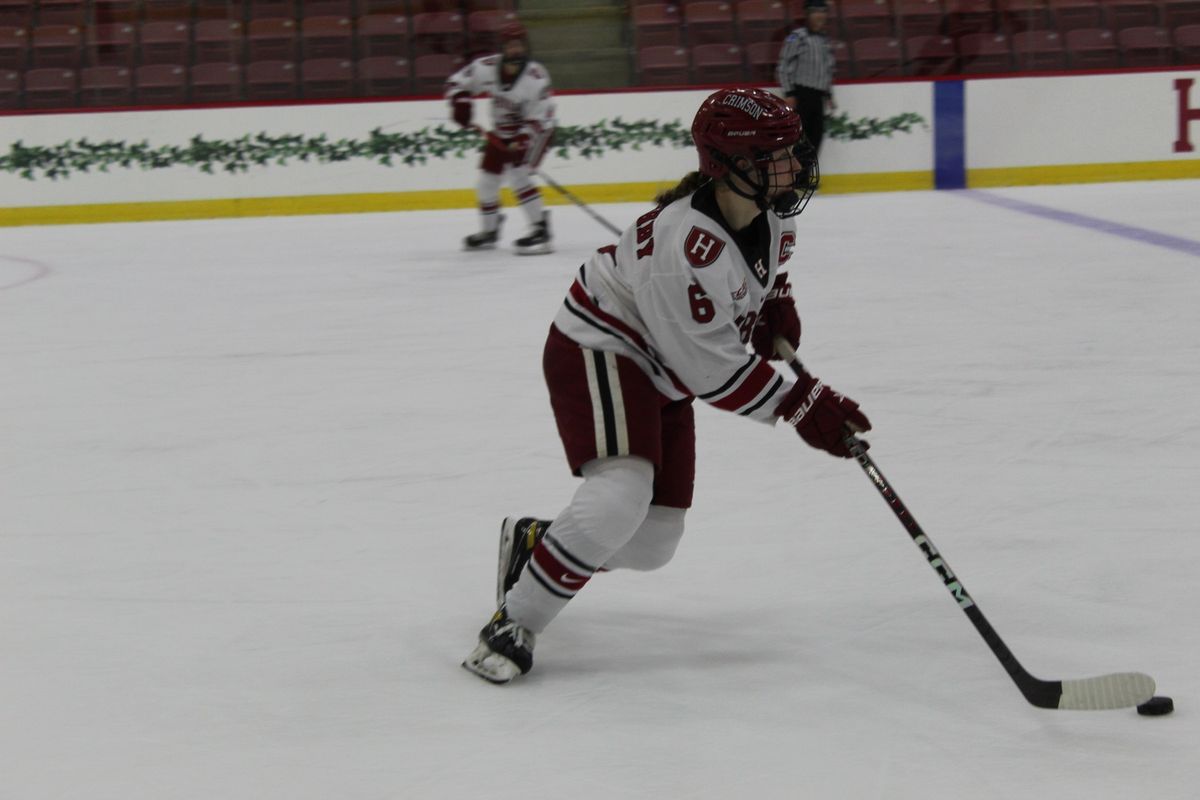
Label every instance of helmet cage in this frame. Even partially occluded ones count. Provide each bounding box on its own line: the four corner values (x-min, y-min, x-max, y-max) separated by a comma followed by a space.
708, 138, 820, 219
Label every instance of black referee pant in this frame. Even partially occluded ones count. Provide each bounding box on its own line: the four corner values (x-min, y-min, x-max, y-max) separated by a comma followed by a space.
787, 85, 827, 155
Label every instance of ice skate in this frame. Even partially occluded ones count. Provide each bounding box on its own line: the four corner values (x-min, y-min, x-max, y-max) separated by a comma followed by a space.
514, 212, 552, 255
463, 214, 504, 251
462, 606, 536, 684
497, 516, 551, 607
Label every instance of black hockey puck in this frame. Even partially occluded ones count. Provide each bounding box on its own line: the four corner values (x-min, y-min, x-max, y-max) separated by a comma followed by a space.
1136, 696, 1174, 716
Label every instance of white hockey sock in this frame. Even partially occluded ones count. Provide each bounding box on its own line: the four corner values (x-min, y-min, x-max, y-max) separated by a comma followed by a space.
477, 172, 502, 232
514, 183, 546, 227
506, 456, 653, 634
601, 505, 686, 571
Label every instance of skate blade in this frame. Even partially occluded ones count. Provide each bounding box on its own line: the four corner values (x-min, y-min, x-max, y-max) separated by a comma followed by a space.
462, 641, 522, 684
463, 241, 499, 252
514, 242, 553, 256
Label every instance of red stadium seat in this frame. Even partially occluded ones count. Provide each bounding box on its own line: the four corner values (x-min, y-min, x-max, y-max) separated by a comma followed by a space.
466, 9, 519, 55
1175, 23, 1200, 59
247, 17, 298, 61
141, 0, 192, 22
190, 61, 242, 101
301, 57, 354, 96
0, 66, 17, 107
633, 4, 684, 47
23, 66, 77, 107
1011, 27, 1068, 66
745, 39, 780, 78
86, 22, 136, 67
895, 0, 945, 35
946, 0, 1000, 35
357, 14, 409, 58
736, 0, 788, 45
1116, 24, 1173, 62
38, 0, 88, 26
0, 25, 27, 69
852, 35, 905, 74
245, 59, 297, 99
0, 0, 31, 28
831, 36, 853, 74
904, 33, 958, 71
93, 0, 138, 22
194, 19, 244, 64
79, 65, 133, 105
301, 15, 354, 60
465, 0, 517, 10
998, 0, 1051, 33
360, 0, 408, 13
31, 24, 83, 68
248, 0, 298, 21
193, 0, 242, 19
304, 0, 357, 17
685, 2, 737, 45
958, 31, 1015, 70
138, 20, 190, 65
411, 11, 466, 56
357, 54, 411, 95
1164, 0, 1200, 28
1100, 0, 1160, 28
412, 52, 463, 93
134, 63, 187, 104
636, 44, 690, 84
1048, 0, 1105, 31
691, 42, 744, 82
1064, 26, 1119, 66
840, 0, 896, 40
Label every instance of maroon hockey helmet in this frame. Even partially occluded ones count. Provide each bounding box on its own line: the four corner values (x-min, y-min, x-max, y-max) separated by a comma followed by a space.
500, 21, 528, 44
691, 87, 819, 217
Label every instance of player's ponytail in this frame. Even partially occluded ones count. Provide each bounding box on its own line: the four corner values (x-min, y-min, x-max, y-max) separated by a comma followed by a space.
654, 172, 709, 207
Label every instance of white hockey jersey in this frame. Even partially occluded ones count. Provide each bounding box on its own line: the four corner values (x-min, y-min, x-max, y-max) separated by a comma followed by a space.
444, 55, 556, 140
552, 183, 799, 425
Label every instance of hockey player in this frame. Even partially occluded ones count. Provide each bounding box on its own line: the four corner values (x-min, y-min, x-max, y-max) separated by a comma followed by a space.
463, 87, 872, 684
445, 21, 556, 255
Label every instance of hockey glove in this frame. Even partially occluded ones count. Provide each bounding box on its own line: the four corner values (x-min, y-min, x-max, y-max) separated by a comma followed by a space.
776, 370, 871, 458
451, 92, 472, 128
508, 132, 531, 165
751, 273, 801, 360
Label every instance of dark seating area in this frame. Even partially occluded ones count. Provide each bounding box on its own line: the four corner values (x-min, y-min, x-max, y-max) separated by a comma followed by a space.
632, 0, 1200, 83
0, 0, 511, 108
0, 0, 1197, 110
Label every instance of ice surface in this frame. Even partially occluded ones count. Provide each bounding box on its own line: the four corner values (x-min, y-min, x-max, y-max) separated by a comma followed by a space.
2, 182, 1198, 799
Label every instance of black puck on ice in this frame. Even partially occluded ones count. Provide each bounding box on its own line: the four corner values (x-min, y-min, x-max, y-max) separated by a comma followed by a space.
1136, 696, 1174, 716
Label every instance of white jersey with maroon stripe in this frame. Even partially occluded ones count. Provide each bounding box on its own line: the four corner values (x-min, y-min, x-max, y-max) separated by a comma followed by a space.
444, 55, 555, 142
552, 190, 799, 424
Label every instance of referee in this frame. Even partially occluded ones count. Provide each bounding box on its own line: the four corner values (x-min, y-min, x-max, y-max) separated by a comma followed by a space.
776, 0, 837, 156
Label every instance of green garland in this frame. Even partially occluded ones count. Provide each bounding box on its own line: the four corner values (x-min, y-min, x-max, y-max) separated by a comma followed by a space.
0, 114, 926, 181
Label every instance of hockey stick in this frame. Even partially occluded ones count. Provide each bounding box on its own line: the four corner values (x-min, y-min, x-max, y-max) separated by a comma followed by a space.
774, 339, 1156, 710
470, 125, 623, 237
533, 168, 623, 238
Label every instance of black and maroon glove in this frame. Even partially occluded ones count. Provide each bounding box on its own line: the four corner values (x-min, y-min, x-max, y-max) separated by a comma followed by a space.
507, 132, 531, 165
775, 370, 871, 458
450, 92, 472, 128
751, 273, 801, 360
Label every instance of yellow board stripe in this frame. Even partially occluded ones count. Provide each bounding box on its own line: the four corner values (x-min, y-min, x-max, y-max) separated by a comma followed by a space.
1, 163, 1196, 227
968, 160, 1200, 188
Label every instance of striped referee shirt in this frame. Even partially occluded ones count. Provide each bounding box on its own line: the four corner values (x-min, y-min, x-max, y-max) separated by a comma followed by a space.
776, 28, 835, 95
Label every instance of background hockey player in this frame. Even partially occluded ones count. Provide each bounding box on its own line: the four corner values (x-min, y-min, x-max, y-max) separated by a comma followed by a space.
445, 22, 556, 255
463, 88, 872, 684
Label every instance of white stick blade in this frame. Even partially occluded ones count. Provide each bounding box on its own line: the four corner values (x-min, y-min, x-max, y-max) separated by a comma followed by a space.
1058, 672, 1156, 709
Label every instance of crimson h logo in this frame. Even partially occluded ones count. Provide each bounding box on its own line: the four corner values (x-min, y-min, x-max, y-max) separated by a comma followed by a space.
1175, 79, 1200, 154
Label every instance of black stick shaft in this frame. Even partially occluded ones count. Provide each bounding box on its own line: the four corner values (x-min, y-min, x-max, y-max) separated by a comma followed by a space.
534, 168, 623, 237
775, 341, 1061, 707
